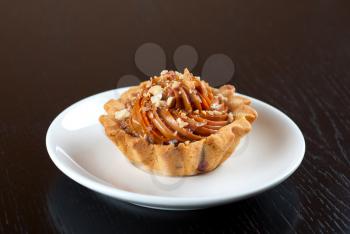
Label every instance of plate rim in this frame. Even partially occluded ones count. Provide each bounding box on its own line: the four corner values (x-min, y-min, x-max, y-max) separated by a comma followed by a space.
46, 88, 305, 207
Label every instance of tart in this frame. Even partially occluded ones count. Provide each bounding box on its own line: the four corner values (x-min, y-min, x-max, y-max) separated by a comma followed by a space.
99, 69, 257, 176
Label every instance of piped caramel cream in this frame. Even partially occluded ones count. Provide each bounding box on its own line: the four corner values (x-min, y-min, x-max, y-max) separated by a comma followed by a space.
115, 69, 234, 144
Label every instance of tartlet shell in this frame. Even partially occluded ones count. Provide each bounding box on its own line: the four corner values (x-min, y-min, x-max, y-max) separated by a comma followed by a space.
99, 84, 257, 176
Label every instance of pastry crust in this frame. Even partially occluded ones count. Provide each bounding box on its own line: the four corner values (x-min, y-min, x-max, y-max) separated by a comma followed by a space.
100, 83, 257, 176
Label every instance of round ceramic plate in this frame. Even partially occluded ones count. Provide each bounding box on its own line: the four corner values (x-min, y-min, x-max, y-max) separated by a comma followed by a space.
46, 87, 305, 210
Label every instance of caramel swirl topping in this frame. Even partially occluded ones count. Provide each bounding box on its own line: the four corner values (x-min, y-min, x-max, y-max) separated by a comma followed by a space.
118, 69, 234, 144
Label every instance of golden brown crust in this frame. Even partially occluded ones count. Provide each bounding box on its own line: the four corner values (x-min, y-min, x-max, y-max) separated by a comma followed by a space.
99, 82, 257, 176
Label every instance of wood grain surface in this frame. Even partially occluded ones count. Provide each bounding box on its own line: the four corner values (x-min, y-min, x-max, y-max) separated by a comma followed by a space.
0, 0, 350, 233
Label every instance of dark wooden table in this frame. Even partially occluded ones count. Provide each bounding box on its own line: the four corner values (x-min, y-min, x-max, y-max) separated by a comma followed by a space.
1, 0, 350, 233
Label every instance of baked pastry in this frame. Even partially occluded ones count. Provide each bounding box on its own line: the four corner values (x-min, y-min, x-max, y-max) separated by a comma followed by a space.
100, 69, 257, 176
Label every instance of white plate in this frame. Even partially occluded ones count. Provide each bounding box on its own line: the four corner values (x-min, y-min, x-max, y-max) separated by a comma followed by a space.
46, 88, 305, 210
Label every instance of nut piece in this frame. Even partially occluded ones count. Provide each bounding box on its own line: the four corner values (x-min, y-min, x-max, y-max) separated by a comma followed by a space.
145, 81, 152, 88
176, 118, 189, 128
166, 96, 175, 106
149, 85, 163, 96
175, 71, 184, 79
149, 85, 163, 107
151, 95, 162, 107
115, 109, 130, 120
168, 139, 178, 145
228, 112, 234, 122
160, 70, 168, 75
171, 81, 180, 89
211, 102, 220, 110
183, 68, 191, 79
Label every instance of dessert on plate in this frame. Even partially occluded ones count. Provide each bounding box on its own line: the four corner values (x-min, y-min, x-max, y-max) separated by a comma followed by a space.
99, 69, 257, 176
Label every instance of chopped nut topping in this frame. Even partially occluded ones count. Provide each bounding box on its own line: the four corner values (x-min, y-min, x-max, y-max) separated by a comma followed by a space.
168, 139, 178, 145
115, 109, 130, 120
148, 85, 163, 107
196, 121, 206, 127
166, 96, 175, 106
175, 71, 184, 79
160, 70, 169, 75
183, 69, 191, 79
151, 95, 162, 107
171, 81, 180, 89
211, 103, 220, 110
228, 112, 234, 122
141, 106, 150, 112
176, 118, 189, 128
145, 81, 152, 88
183, 79, 195, 89
132, 119, 140, 125
159, 100, 166, 107
149, 85, 163, 96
